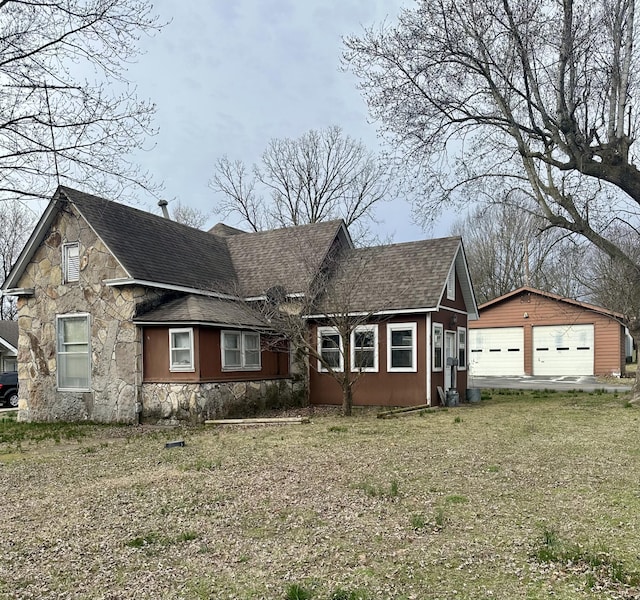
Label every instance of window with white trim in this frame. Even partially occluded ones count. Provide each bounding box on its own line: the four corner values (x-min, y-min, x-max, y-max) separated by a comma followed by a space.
57, 314, 90, 390
458, 327, 467, 370
318, 327, 343, 372
63, 242, 80, 283
169, 328, 194, 371
447, 267, 455, 300
351, 325, 378, 372
221, 331, 261, 370
433, 323, 443, 371
387, 323, 417, 372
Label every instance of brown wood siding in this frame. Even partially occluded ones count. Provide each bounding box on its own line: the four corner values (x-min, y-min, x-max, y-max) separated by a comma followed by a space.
468, 291, 624, 376
439, 270, 467, 311
142, 326, 290, 383
309, 315, 428, 407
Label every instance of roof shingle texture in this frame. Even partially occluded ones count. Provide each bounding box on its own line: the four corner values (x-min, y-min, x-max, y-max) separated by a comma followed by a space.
0, 321, 18, 348
60, 187, 237, 293
61, 187, 344, 298
314, 237, 461, 313
224, 220, 344, 297
134, 295, 269, 328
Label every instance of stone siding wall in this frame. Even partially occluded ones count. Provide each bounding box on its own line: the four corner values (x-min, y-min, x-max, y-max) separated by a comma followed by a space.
15, 204, 146, 423
142, 378, 304, 425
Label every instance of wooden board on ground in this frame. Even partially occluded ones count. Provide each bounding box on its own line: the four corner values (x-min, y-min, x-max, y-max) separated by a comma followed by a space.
437, 386, 446, 404
377, 404, 432, 419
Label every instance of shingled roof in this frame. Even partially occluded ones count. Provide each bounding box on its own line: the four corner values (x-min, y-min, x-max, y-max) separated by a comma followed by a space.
134, 295, 269, 328
0, 321, 18, 351
313, 236, 476, 315
225, 220, 348, 297
61, 187, 238, 293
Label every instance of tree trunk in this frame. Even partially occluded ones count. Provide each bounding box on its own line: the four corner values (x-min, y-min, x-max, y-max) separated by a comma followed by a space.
342, 381, 353, 416
627, 324, 640, 404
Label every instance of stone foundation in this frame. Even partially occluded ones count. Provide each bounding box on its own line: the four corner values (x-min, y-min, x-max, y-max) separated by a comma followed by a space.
141, 378, 304, 425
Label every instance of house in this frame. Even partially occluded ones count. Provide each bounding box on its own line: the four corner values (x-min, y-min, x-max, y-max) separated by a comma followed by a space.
1, 186, 478, 423
308, 239, 478, 407
468, 286, 627, 378
0, 321, 18, 371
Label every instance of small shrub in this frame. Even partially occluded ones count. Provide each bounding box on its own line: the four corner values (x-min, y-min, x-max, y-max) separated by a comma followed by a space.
177, 530, 198, 543
328, 426, 348, 433
126, 532, 159, 549
330, 588, 368, 600
285, 583, 312, 600
410, 513, 427, 530
445, 494, 468, 505
453, 416, 463, 423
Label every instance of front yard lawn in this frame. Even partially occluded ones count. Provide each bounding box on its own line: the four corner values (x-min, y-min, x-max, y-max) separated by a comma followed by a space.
0, 390, 638, 599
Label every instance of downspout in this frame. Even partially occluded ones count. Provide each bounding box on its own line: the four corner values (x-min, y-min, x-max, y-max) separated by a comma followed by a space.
426, 313, 432, 406
135, 326, 143, 425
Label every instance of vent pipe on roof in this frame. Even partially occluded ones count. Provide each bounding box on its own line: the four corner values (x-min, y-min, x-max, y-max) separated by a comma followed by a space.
158, 199, 171, 219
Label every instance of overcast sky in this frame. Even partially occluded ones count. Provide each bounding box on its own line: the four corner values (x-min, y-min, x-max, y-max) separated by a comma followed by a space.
126, 0, 444, 243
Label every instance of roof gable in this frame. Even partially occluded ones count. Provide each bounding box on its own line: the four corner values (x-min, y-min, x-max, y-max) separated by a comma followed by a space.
313, 236, 479, 316
225, 219, 351, 298
62, 187, 237, 293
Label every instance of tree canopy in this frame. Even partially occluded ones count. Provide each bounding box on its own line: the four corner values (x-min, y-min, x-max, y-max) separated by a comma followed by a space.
0, 0, 161, 202
345, 0, 640, 326
210, 126, 391, 242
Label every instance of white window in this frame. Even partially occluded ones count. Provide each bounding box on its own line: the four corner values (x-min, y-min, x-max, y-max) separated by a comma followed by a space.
222, 331, 261, 370
169, 328, 194, 371
433, 323, 444, 371
318, 327, 343, 372
387, 323, 417, 372
57, 314, 90, 390
351, 325, 378, 372
63, 242, 80, 283
458, 327, 467, 370
447, 267, 455, 300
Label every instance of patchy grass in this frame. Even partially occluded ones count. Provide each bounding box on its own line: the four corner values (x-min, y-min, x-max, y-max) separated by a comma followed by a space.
0, 390, 639, 599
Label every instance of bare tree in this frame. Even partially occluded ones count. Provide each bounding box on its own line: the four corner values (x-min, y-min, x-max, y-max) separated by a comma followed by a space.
345, 0, 640, 395
170, 202, 208, 229
0, 202, 34, 319
0, 0, 162, 203
210, 126, 391, 242
244, 238, 404, 416
452, 203, 588, 304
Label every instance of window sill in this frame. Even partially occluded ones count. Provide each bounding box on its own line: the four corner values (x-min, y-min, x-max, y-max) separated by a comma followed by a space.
222, 367, 262, 372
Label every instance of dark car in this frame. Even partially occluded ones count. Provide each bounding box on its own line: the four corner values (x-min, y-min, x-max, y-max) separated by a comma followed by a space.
0, 371, 18, 408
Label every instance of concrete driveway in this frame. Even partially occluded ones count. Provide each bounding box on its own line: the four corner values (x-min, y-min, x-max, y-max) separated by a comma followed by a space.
468, 375, 632, 393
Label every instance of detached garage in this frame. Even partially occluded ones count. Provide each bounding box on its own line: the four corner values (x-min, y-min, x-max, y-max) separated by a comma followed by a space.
468, 287, 627, 378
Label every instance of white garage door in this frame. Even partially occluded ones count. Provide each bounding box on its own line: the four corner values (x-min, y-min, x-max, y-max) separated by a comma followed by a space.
533, 324, 594, 376
469, 327, 524, 376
